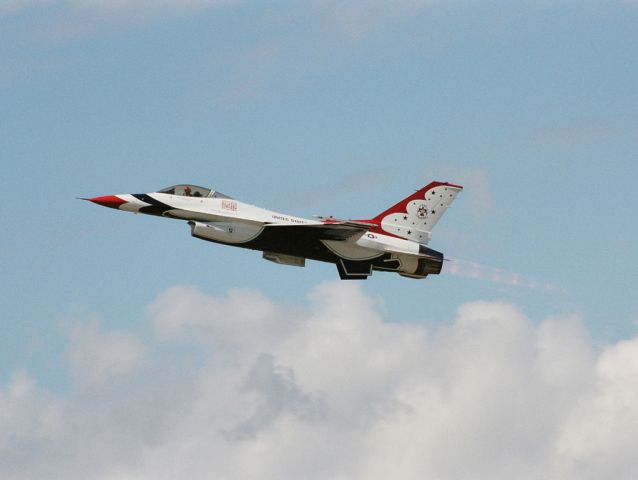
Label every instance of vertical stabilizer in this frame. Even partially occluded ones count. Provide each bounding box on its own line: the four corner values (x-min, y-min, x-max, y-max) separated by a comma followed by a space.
365, 182, 463, 244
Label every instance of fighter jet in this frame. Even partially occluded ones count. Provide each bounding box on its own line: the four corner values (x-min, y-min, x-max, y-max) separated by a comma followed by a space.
85, 181, 462, 280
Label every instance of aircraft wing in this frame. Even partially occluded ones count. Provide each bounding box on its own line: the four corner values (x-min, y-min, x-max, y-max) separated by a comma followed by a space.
262, 221, 374, 241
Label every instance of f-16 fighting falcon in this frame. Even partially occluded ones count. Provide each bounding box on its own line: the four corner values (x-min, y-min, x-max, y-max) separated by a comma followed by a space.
84, 181, 462, 280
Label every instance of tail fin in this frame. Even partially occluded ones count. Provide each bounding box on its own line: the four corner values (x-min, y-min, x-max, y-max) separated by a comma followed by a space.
364, 181, 463, 244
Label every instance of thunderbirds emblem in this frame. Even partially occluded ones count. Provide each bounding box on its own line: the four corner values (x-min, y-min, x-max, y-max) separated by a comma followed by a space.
417, 204, 428, 218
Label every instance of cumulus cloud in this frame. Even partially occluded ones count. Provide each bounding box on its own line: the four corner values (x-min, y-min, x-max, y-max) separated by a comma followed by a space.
1, 282, 638, 479
65, 320, 147, 388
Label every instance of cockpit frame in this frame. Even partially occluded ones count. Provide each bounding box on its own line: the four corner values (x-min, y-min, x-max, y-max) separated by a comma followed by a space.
157, 184, 233, 199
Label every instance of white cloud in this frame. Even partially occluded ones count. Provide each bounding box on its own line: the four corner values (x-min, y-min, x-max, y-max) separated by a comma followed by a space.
148, 285, 293, 355
2, 282, 638, 479
554, 337, 638, 479
66, 320, 147, 388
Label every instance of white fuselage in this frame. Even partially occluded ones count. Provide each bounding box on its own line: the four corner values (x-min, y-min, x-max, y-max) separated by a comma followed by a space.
122, 193, 421, 259
86, 180, 460, 279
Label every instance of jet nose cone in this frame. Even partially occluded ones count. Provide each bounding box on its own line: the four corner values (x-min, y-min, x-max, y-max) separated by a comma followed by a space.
85, 195, 127, 209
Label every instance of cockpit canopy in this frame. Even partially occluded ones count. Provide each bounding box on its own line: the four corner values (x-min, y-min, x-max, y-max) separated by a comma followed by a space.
157, 184, 233, 199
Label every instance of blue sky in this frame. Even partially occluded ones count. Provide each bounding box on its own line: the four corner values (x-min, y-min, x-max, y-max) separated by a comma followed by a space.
1, 2, 638, 477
